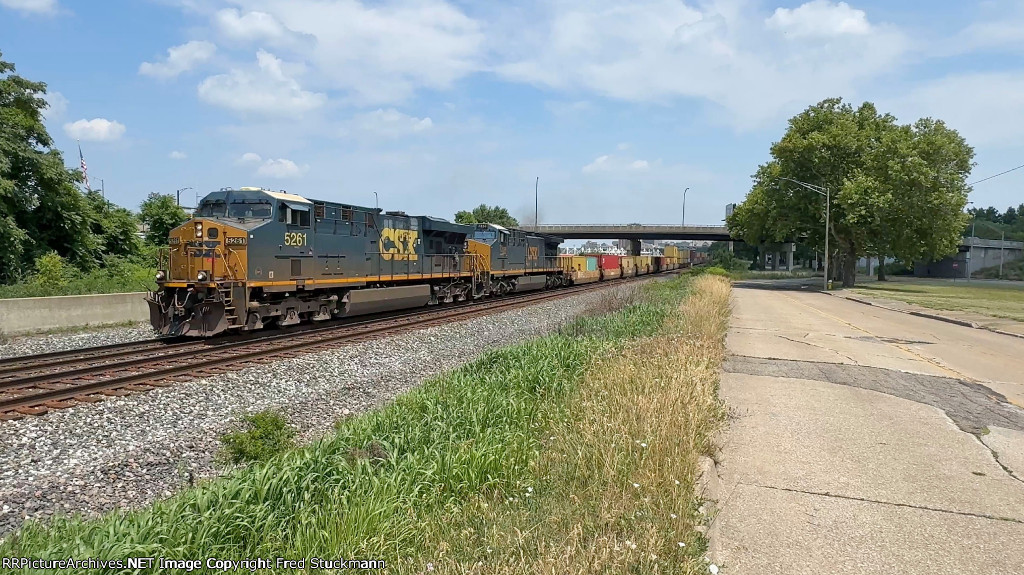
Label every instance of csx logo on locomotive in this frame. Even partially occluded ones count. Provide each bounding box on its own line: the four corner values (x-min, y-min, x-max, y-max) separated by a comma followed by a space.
379, 228, 419, 261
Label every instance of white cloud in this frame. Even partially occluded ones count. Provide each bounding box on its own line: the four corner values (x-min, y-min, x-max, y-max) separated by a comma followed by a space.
213, 8, 301, 44
544, 100, 595, 117
947, 2, 1024, 56
890, 72, 1024, 147
169, 150, 187, 160
255, 158, 308, 178
238, 152, 262, 164
139, 40, 217, 79
41, 91, 68, 121
344, 109, 433, 139
765, 0, 870, 38
198, 50, 326, 115
63, 118, 126, 142
0, 0, 57, 15
582, 153, 651, 174
493, 0, 909, 129
207, 0, 483, 104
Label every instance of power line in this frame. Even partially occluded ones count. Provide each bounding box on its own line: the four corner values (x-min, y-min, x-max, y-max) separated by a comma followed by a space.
967, 162, 1024, 186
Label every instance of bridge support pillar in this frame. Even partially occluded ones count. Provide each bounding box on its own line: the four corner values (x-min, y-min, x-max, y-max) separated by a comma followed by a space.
784, 243, 795, 271
629, 239, 642, 256
771, 251, 779, 271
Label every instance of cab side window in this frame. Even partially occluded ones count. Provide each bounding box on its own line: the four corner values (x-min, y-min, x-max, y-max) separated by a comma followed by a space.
279, 203, 310, 227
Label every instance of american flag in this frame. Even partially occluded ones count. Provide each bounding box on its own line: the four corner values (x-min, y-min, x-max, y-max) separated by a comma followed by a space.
78, 141, 90, 190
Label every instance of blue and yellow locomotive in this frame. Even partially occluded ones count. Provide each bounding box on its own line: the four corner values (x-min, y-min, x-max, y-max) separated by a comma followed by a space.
147, 188, 567, 336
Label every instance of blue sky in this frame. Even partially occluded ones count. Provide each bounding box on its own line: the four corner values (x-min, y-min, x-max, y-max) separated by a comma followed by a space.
2, 0, 1023, 225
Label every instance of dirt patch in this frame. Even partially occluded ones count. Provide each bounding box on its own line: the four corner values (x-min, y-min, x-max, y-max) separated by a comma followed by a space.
724, 355, 1024, 435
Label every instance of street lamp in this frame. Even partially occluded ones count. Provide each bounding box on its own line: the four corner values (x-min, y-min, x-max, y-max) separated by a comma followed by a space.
176, 187, 193, 207
779, 177, 830, 291
682, 187, 689, 227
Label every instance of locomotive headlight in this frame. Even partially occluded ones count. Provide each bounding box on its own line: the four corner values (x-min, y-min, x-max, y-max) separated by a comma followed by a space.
194, 222, 203, 238
197, 271, 209, 282
155, 270, 166, 282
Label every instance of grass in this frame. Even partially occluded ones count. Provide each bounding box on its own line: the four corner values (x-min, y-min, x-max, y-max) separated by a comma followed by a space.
849, 280, 1024, 322
219, 410, 297, 465
1, 275, 731, 574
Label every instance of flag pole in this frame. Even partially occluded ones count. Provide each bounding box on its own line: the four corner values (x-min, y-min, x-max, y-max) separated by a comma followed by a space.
78, 140, 90, 191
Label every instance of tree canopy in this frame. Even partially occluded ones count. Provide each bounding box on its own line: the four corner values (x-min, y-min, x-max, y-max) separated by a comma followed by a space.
727, 98, 974, 286
139, 192, 189, 245
0, 50, 98, 282
454, 204, 520, 228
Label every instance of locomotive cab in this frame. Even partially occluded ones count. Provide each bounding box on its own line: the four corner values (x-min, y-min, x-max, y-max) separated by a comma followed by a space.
148, 188, 277, 336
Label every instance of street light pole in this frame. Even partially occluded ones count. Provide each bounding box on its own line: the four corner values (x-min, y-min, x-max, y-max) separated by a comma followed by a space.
779, 177, 830, 291
682, 187, 689, 227
175, 187, 193, 207
535, 177, 539, 231
373, 191, 378, 211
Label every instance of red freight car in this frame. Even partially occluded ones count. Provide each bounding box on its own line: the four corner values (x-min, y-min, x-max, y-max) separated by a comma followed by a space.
594, 254, 622, 280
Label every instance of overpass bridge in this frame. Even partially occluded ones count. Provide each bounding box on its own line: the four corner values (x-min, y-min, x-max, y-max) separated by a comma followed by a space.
526, 224, 732, 242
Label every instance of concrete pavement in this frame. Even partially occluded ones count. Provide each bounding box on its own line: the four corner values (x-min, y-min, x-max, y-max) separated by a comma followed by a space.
714, 286, 1024, 574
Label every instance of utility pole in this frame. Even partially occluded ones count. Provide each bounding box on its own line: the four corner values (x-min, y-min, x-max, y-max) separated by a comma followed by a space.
682, 187, 689, 227
100, 179, 105, 200
1000, 230, 1005, 279
535, 177, 539, 231
969, 218, 976, 281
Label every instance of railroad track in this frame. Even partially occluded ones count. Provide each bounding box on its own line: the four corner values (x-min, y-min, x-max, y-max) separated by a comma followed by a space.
0, 276, 661, 420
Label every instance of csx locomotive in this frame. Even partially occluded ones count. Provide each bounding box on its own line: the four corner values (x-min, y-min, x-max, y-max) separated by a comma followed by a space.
148, 187, 684, 337
147, 188, 568, 336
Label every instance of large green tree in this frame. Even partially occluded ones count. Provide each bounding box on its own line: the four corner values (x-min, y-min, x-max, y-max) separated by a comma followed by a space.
454, 204, 519, 228
139, 192, 189, 245
728, 98, 973, 286
0, 50, 95, 282
83, 190, 142, 260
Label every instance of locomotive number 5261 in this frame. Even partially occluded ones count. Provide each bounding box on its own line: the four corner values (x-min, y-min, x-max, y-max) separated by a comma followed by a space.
284, 232, 307, 246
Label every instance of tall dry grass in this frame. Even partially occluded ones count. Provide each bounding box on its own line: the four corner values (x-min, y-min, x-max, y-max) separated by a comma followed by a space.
426, 274, 732, 574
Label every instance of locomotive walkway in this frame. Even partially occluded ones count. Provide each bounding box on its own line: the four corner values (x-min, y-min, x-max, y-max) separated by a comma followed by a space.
711, 286, 1024, 574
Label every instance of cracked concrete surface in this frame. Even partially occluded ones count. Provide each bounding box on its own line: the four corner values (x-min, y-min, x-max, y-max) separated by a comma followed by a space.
716, 287, 1024, 575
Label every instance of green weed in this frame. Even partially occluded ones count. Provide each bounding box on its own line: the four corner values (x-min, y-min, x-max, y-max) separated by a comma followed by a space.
219, 410, 297, 465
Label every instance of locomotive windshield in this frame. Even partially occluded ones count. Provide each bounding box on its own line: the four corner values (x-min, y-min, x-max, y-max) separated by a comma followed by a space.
196, 191, 275, 220
227, 200, 272, 219
197, 199, 226, 217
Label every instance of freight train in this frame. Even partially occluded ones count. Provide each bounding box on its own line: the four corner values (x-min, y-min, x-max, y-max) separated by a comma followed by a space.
147, 188, 680, 337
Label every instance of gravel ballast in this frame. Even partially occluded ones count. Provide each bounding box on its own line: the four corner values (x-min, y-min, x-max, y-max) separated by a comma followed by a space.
0, 323, 156, 360
0, 284, 644, 537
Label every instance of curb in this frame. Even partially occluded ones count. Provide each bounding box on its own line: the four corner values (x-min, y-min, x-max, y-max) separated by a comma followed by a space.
824, 291, 1024, 340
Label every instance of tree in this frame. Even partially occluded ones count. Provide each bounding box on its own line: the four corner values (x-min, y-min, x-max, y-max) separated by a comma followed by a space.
83, 190, 142, 260
1004, 206, 1018, 226
454, 204, 520, 228
0, 50, 95, 282
728, 98, 973, 287
139, 192, 189, 245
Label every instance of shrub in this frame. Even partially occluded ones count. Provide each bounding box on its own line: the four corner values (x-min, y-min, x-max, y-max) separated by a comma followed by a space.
219, 410, 296, 465
31, 252, 73, 293
699, 266, 731, 277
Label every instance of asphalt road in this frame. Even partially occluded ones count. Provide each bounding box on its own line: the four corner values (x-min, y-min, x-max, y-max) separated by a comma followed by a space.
715, 286, 1024, 575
